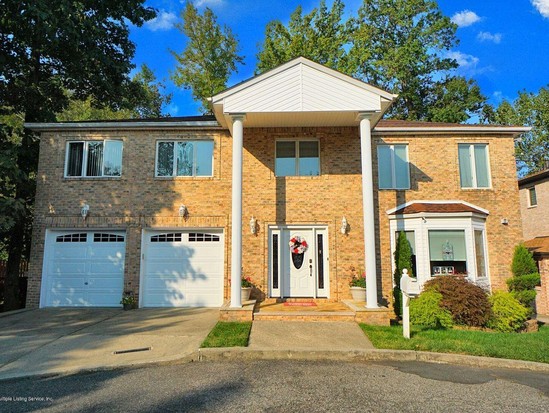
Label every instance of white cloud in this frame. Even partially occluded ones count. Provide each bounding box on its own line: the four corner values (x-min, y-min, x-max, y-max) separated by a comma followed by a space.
447, 51, 479, 69
532, 0, 549, 18
451, 10, 481, 27
195, 0, 224, 7
145, 10, 178, 31
477, 31, 502, 44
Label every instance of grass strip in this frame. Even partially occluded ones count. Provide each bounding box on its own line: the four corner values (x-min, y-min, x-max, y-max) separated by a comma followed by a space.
360, 324, 549, 364
201, 321, 252, 348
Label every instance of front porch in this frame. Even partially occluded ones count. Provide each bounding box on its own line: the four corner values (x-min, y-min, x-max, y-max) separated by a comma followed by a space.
219, 299, 392, 325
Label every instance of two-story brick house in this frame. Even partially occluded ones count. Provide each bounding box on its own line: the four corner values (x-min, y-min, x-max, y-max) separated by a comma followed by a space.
25, 58, 527, 322
519, 168, 549, 315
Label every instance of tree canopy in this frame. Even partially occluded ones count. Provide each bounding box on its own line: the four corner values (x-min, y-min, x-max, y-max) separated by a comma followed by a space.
256, 0, 486, 122
171, 2, 244, 113
483, 87, 549, 176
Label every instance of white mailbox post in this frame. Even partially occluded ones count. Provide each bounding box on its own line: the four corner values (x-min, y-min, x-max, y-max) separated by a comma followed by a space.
400, 269, 420, 339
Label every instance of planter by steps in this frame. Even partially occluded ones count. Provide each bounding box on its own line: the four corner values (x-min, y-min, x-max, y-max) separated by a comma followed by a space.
241, 287, 252, 302
350, 287, 366, 302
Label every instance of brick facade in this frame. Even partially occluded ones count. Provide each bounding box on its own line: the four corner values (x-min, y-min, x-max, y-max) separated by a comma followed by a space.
519, 172, 549, 240
27, 126, 523, 309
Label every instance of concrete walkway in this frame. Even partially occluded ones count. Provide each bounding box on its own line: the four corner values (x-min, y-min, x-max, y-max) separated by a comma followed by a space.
249, 320, 374, 351
0, 308, 218, 380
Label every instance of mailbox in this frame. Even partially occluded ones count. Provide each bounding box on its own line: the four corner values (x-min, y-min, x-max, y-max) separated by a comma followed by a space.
400, 269, 420, 297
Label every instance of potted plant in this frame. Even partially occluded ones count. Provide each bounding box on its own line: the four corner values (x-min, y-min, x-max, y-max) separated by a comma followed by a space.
120, 291, 137, 310
349, 268, 366, 302
241, 276, 254, 302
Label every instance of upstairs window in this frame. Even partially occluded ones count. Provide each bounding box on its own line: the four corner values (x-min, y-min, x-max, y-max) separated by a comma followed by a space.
275, 140, 320, 176
65, 140, 123, 177
528, 187, 537, 207
156, 140, 214, 177
458, 144, 490, 188
377, 144, 410, 189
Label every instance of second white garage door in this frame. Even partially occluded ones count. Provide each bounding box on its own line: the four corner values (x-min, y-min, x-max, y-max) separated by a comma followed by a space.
141, 230, 224, 307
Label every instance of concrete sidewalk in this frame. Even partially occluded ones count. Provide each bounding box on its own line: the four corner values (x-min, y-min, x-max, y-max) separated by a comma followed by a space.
0, 308, 218, 380
248, 320, 374, 351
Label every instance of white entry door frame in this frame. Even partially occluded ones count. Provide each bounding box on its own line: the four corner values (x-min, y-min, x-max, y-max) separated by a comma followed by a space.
269, 225, 329, 299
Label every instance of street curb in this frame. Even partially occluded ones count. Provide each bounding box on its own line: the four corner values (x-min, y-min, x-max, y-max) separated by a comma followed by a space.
2, 347, 549, 382
197, 347, 549, 373
0, 308, 34, 318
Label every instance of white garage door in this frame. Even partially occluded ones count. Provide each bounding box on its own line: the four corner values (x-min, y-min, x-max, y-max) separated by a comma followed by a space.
42, 231, 126, 307
141, 230, 224, 307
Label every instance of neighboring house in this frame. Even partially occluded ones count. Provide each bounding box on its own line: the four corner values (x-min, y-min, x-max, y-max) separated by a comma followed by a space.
24, 58, 527, 324
519, 168, 549, 315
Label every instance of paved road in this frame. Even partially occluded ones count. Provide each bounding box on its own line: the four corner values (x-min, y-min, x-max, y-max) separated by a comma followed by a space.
1, 360, 548, 412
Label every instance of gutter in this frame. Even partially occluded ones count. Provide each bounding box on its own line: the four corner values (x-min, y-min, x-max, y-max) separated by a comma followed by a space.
373, 126, 531, 136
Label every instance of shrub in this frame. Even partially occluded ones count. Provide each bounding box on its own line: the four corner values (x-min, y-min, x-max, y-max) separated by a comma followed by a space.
506, 273, 541, 291
424, 276, 491, 327
393, 231, 414, 318
487, 291, 530, 333
410, 290, 453, 329
511, 244, 538, 277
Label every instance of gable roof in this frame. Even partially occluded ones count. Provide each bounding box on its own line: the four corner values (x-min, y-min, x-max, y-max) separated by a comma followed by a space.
387, 200, 489, 216
524, 236, 549, 256
518, 168, 549, 187
211, 57, 396, 132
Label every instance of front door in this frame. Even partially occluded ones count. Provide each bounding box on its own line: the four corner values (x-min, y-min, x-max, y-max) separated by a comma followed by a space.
283, 229, 315, 297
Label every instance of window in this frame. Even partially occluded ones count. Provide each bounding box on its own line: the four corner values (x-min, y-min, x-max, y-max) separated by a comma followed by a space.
65, 140, 123, 177
377, 144, 410, 189
458, 144, 490, 188
528, 187, 537, 207
275, 140, 319, 176
155, 140, 214, 177
56, 233, 87, 243
150, 233, 182, 242
188, 233, 220, 242
428, 230, 467, 275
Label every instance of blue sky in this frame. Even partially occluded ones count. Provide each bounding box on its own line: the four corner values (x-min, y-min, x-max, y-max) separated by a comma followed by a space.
129, 0, 549, 118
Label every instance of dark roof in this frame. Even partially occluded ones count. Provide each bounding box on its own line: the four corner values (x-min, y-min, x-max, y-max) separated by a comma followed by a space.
57, 115, 217, 124
524, 236, 549, 256
390, 202, 487, 215
518, 168, 549, 187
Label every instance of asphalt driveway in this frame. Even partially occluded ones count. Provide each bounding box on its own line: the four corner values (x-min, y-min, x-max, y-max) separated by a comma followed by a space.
0, 308, 219, 380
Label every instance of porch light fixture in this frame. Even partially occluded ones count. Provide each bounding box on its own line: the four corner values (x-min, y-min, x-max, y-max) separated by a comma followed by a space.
179, 205, 188, 219
250, 216, 257, 234
341, 216, 348, 234
81, 204, 90, 220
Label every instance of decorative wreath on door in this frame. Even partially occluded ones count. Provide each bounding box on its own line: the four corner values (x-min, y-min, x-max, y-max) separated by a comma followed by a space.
289, 235, 308, 254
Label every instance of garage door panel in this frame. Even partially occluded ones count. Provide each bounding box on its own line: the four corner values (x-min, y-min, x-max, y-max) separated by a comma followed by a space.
142, 230, 224, 308
42, 231, 125, 308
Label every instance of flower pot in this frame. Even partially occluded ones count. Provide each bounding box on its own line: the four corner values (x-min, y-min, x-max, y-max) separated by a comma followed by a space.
350, 287, 366, 302
123, 303, 135, 311
241, 287, 252, 302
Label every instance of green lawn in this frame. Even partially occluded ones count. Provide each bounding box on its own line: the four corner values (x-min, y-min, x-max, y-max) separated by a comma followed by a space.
201, 321, 252, 348
360, 324, 549, 364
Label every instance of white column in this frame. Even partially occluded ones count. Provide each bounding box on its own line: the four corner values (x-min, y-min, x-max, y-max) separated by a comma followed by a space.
359, 113, 379, 308
230, 114, 245, 308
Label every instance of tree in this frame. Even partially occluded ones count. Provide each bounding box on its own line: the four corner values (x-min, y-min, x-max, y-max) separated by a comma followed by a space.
393, 231, 414, 317
507, 244, 540, 310
256, 0, 486, 123
256, 0, 348, 73
57, 65, 172, 121
171, 2, 244, 113
0, 0, 156, 310
484, 87, 549, 176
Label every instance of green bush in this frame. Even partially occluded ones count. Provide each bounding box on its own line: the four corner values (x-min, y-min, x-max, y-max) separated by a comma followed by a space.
511, 290, 537, 312
424, 276, 491, 327
410, 290, 453, 329
487, 291, 530, 333
393, 231, 413, 318
506, 273, 541, 291
511, 244, 538, 277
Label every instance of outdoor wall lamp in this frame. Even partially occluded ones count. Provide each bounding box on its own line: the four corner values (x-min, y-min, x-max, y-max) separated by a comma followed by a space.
179, 205, 188, 219
81, 204, 90, 221
250, 216, 257, 234
340, 216, 348, 234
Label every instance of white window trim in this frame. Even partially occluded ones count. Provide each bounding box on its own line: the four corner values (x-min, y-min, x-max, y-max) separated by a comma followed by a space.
377, 144, 410, 190
274, 139, 321, 177
459, 143, 492, 189
389, 213, 490, 291
154, 139, 214, 178
64, 140, 123, 178
527, 187, 538, 208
